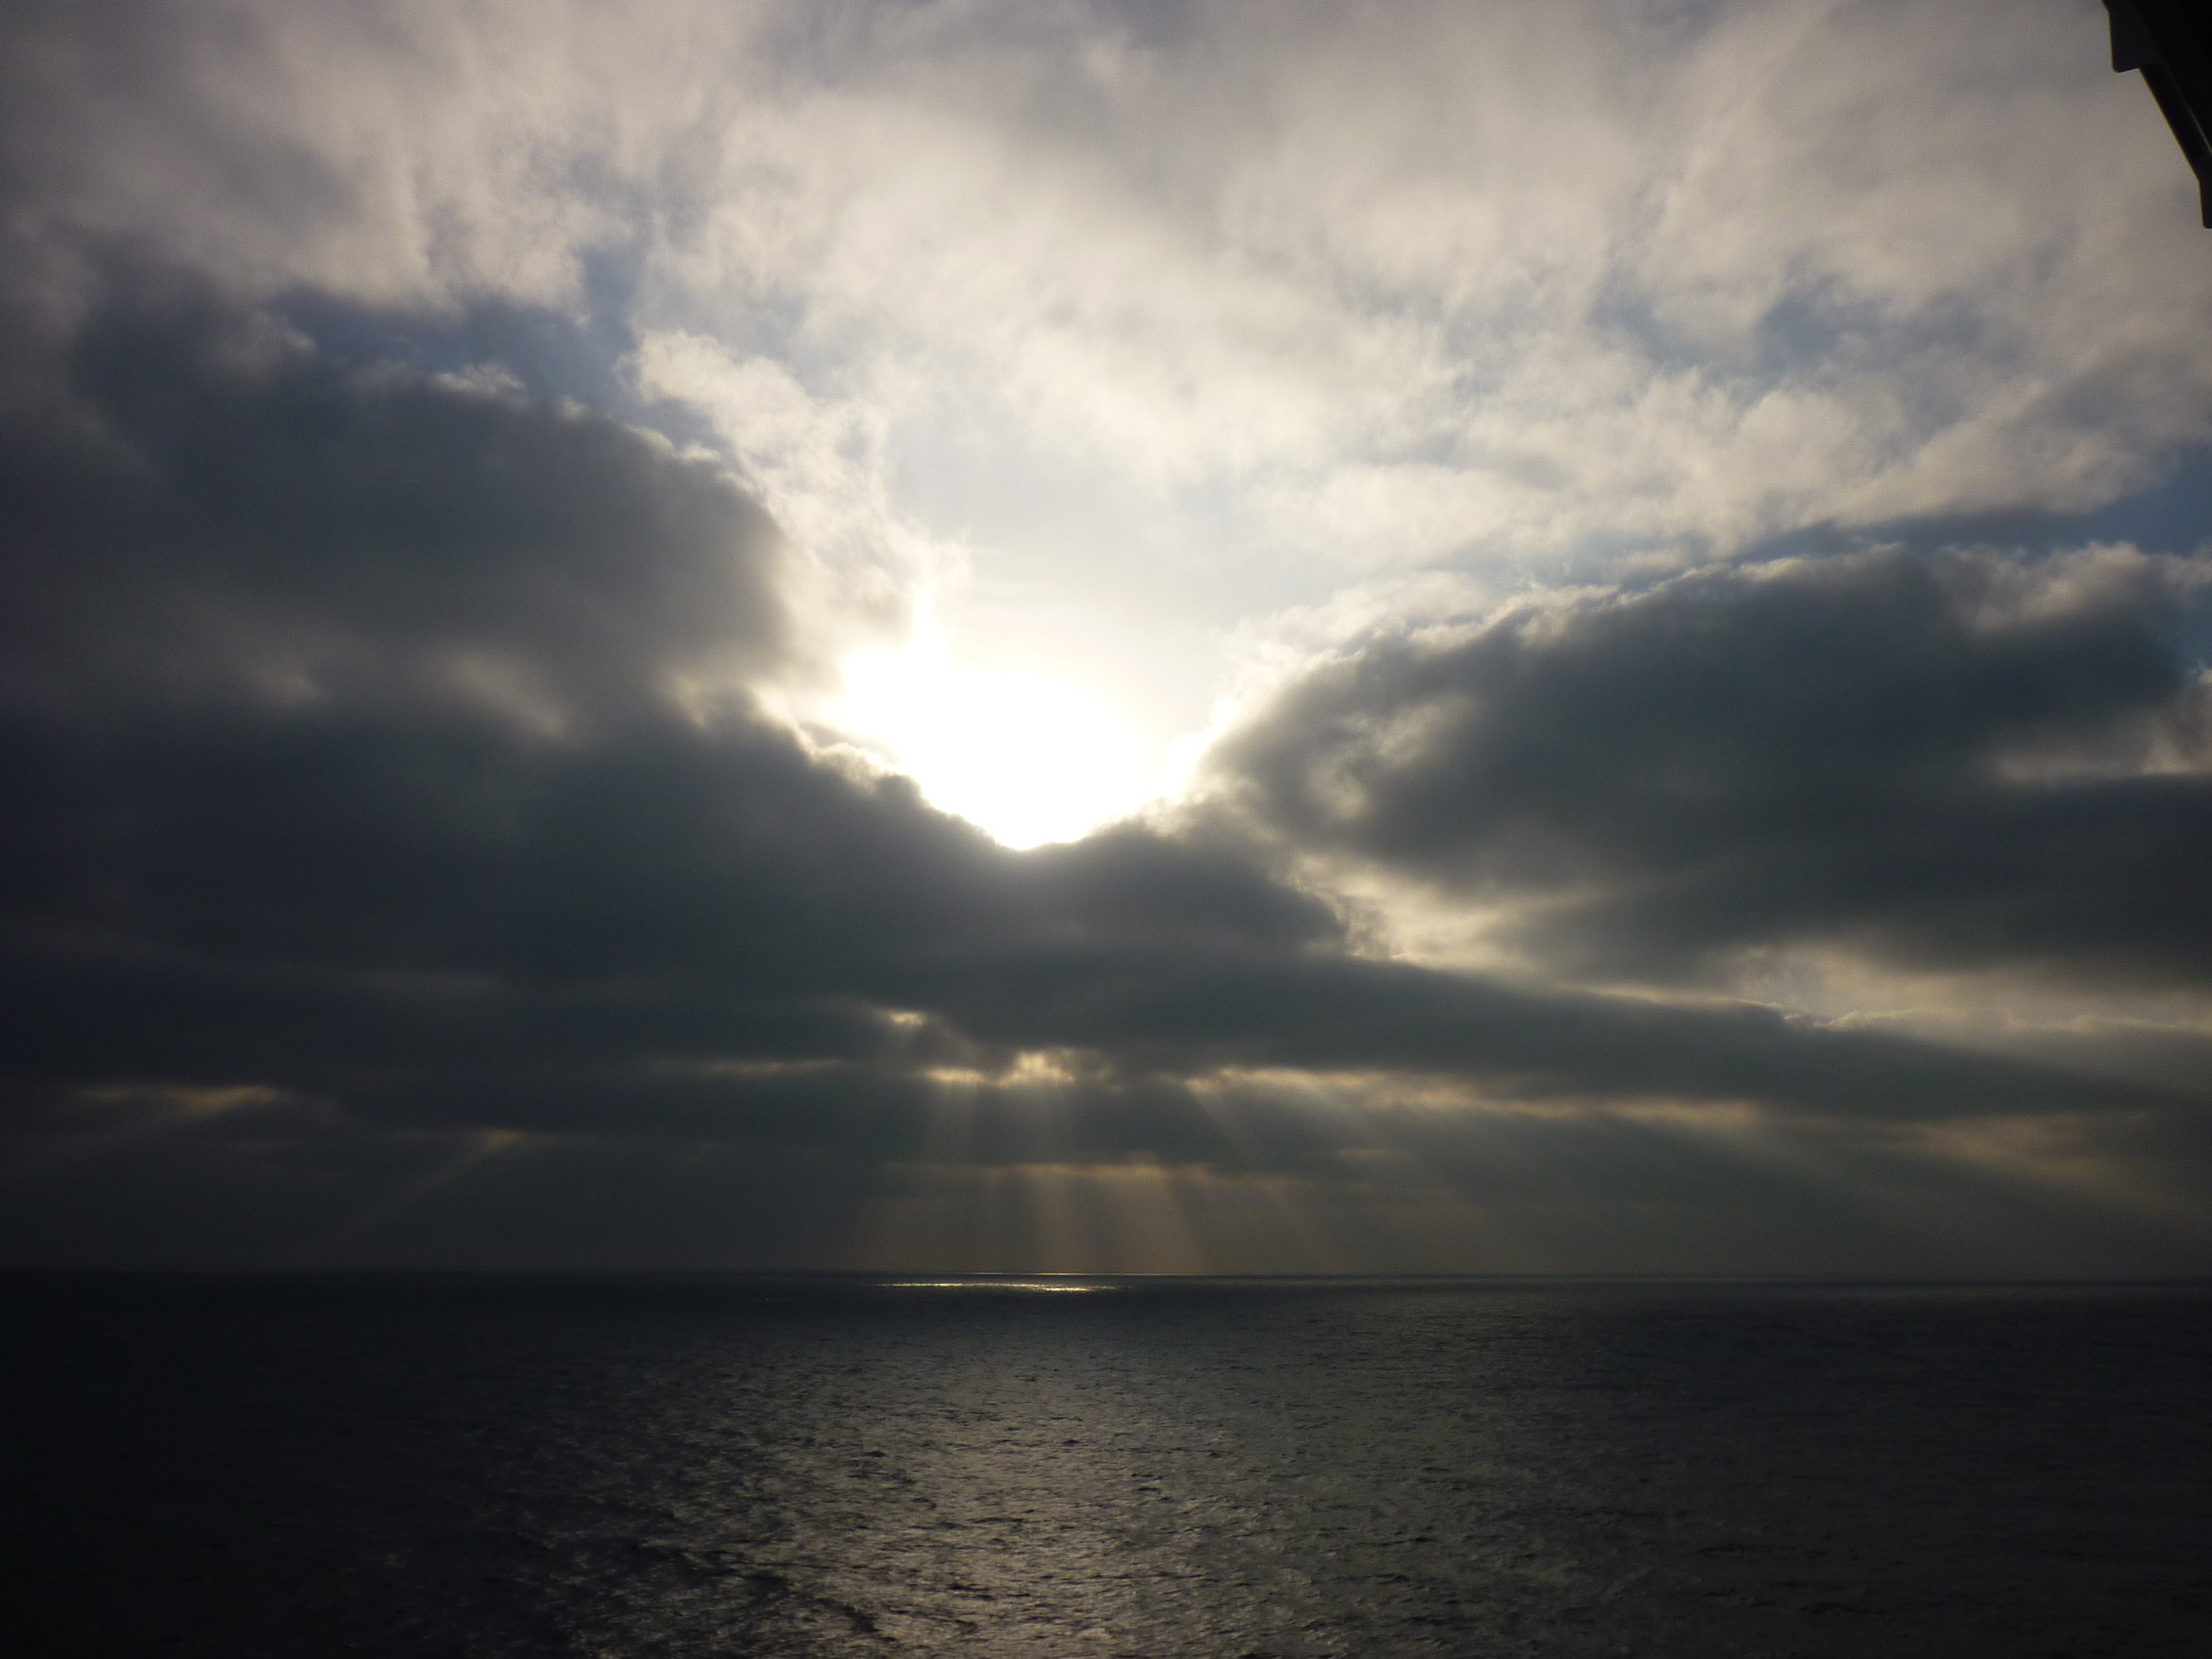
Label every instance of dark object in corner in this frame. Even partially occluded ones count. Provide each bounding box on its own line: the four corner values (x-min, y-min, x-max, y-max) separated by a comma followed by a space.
2105, 0, 2212, 226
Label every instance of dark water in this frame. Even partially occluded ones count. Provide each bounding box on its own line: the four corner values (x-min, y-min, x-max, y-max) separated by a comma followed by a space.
3, 1276, 2205, 1657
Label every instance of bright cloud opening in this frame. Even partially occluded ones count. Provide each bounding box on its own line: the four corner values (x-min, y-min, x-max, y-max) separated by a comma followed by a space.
830, 608, 1158, 849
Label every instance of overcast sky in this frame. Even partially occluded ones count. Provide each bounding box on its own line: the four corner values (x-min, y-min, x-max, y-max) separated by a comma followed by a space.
4, 0, 2208, 1276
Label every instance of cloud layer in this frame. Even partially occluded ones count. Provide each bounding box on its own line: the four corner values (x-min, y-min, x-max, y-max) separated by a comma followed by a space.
1212, 545, 2212, 985
2, 1, 2208, 1274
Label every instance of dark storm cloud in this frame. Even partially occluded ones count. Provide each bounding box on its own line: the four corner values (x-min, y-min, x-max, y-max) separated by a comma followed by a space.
18, 671, 2189, 1152
1213, 546, 2212, 985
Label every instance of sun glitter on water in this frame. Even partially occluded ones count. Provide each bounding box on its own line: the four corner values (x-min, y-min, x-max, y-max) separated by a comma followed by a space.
885, 1279, 1114, 1293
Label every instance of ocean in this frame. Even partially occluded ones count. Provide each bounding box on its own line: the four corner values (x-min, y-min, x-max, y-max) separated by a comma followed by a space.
3, 1275, 2205, 1656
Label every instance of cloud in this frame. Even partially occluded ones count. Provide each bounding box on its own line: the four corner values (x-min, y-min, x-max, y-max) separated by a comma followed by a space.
2, 4, 2210, 1273
12, 4, 2210, 581
1210, 543, 2212, 985
3, 295, 2194, 1127
0, 276, 793, 726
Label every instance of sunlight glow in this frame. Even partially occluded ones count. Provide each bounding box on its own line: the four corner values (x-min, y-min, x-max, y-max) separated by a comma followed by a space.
885, 1278, 1113, 1292
828, 608, 1158, 849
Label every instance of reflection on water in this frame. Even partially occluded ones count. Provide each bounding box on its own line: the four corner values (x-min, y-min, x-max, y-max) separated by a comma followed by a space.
884, 1278, 1114, 1292
4, 1276, 2206, 1657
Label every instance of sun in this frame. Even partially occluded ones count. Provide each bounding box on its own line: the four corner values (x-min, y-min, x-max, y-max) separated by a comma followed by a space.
829, 623, 1159, 850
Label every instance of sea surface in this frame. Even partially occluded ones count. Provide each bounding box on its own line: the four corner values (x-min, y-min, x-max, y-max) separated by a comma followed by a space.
2, 1275, 2205, 1657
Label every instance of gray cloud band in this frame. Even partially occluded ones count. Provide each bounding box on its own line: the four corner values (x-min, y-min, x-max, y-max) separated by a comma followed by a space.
1210, 546, 2212, 985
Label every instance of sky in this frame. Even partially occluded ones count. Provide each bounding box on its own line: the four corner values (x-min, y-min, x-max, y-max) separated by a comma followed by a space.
3, 0, 2209, 1276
